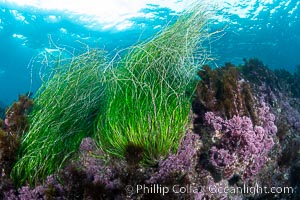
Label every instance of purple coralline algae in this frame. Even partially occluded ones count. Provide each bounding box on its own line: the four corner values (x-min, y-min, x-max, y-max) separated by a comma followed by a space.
205, 101, 277, 180
148, 130, 200, 184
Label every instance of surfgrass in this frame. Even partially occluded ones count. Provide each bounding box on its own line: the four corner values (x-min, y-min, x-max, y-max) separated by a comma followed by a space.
11, 50, 107, 186
96, 3, 211, 165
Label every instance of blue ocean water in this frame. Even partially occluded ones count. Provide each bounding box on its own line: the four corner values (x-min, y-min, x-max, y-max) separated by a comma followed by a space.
0, 0, 299, 105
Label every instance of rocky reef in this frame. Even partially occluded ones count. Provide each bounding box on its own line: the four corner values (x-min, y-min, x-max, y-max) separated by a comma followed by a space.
0, 95, 33, 197
1, 58, 299, 200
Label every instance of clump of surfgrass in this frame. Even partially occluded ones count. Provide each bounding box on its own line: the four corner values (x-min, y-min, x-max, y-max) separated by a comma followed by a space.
11, 49, 107, 186
96, 3, 212, 165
